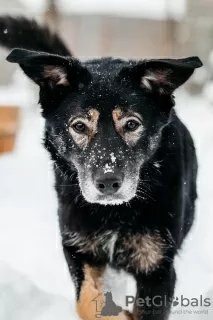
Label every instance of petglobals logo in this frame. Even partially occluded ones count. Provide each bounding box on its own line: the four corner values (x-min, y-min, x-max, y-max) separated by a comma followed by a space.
172, 296, 211, 308
92, 292, 211, 318
125, 295, 211, 309
171, 296, 211, 316
92, 291, 123, 318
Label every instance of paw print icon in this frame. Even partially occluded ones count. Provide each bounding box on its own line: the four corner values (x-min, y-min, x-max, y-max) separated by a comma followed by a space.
173, 297, 179, 307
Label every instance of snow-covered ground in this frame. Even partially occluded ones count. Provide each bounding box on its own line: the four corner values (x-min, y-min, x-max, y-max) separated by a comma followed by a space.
0, 86, 213, 319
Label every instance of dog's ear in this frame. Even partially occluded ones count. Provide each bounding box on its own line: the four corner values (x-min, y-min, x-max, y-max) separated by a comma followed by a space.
120, 57, 203, 95
6, 48, 90, 89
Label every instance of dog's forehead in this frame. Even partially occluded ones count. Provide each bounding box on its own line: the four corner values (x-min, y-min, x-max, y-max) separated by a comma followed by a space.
67, 96, 143, 125
65, 58, 145, 120
83, 58, 133, 93
70, 105, 142, 122
83, 57, 131, 74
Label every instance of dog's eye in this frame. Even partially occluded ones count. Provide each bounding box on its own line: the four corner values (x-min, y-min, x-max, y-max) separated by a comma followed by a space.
72, 121, 87, 133
125, 120, 140, 131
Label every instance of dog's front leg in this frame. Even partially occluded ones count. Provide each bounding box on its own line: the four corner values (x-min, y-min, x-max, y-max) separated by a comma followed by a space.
63, 246, 133, 320
132, 265, 176, 320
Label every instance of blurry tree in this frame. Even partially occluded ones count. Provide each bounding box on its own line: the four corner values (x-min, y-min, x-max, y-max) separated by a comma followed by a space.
165, 0, 176, 57
44, 0, 60, 31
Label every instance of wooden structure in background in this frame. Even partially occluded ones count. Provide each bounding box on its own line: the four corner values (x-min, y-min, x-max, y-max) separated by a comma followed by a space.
0, 107, 20, 153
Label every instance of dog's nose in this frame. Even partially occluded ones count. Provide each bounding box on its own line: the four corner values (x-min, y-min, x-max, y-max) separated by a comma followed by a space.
94, 170, 124, 195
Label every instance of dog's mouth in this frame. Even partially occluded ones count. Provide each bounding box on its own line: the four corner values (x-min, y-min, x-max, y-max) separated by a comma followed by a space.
84, 194, 133, 206
91, 194, 129, 206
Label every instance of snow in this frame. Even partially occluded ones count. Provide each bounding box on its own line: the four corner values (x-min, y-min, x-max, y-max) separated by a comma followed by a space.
18, 0, 46, 13
18, 0, 186, 20
104, 163, 114, 173
0, 69, 35, 107
1, 87, 213, 319
57, 0, 186, 19
0, 262, 73, 320
110, 152, 116, 163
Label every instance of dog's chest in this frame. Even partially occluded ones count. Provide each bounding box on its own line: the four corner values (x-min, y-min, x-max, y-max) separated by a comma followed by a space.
63, 229, 164, 273
63, 230, 117, 260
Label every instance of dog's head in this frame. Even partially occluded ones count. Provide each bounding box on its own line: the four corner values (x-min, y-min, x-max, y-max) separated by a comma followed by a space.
7, 49, 202, 205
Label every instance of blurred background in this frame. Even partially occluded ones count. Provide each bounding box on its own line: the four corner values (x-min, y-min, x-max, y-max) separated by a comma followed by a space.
1, 1, 213, 319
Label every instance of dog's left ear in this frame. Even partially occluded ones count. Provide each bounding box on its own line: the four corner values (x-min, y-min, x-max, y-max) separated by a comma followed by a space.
121, 57, 203, 95
6, 48, 90, 88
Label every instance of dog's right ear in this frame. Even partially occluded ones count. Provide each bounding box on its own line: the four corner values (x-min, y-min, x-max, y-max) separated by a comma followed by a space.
6, 48, 90, 89
119, 56, 203, 95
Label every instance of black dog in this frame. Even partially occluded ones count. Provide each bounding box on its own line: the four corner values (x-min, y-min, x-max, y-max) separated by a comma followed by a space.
0, 17, 202, 320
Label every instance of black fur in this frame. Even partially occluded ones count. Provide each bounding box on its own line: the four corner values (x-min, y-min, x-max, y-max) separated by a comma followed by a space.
0, 16, 203, 320
0, 16, 71, 56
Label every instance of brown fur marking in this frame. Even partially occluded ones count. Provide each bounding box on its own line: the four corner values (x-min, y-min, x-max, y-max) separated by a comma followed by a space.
112, 108, 123, 121
69, 108, 100, 149
88, 108, 100, 122
77, 265, 133, 320
87, 108, 100, 141
124, 233, 164, 273
62, 230, 112, 256
112, 108, 143, 146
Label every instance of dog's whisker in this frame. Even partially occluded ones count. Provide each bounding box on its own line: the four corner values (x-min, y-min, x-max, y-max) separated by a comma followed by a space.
137, 189, 155, 202
137, 185, 153, 195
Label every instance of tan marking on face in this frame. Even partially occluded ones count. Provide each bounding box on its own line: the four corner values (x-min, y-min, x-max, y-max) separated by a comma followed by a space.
69, 108, 100, 149
112, 108, 123, 121
77, 264, 133, 320
44, 65, 69, 87
112, 108, 143, 146
88, 108, 100, 122
124, 234, 164, 273
87, 108, 100, 141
